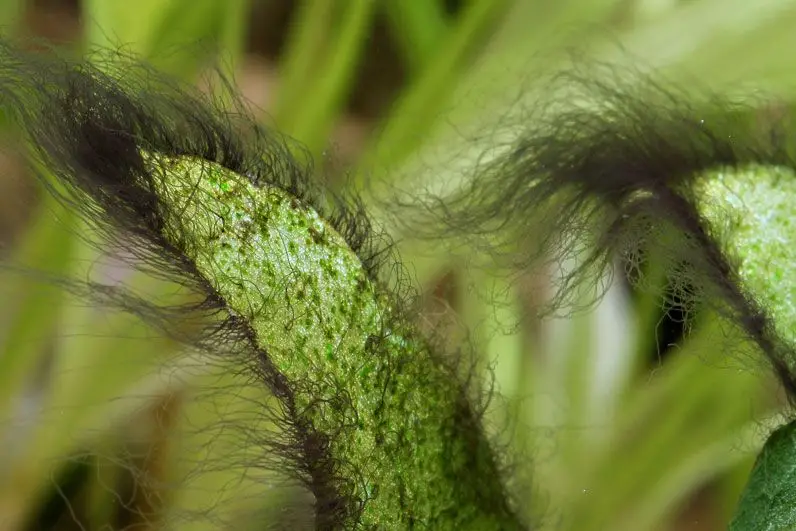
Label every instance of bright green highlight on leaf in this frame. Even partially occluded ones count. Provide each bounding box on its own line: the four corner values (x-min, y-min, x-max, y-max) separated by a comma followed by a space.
696, 166, 796, 357
143, 153, 521, 529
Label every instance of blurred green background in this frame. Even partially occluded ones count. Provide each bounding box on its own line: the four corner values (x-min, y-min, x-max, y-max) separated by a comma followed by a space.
1, 0, 796, 529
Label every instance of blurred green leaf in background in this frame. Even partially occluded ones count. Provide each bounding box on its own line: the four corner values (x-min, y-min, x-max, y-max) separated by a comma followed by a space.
1, 0, 795, 529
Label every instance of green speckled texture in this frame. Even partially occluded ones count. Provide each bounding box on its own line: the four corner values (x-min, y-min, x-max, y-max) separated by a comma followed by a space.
145, 154, 520, 529
694, 166, 796, 530
696, 166, 796, 351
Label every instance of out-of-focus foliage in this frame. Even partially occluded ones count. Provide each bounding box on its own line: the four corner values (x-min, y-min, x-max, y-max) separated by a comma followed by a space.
1, 0, 795, 529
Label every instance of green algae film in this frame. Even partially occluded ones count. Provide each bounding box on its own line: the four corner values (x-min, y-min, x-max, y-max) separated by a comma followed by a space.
143, 154, 522, 529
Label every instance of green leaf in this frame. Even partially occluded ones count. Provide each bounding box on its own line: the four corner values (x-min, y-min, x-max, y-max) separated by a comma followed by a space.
730, 419, 796, 531
361, 0, 510, 175
383, 0, 449, 74
275, 0, 376, 155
